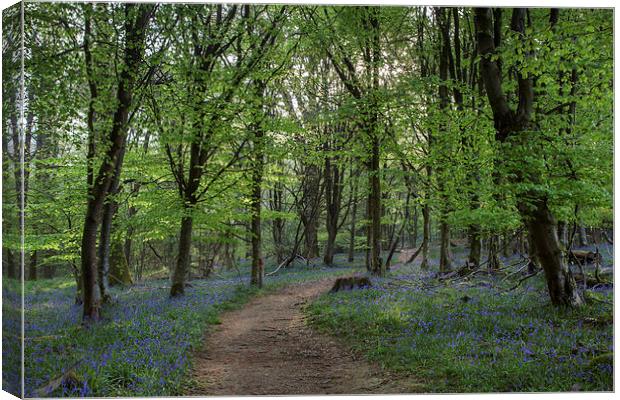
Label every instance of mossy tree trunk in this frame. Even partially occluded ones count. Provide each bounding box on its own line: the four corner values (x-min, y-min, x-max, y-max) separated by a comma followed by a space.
109, 240, 133, 286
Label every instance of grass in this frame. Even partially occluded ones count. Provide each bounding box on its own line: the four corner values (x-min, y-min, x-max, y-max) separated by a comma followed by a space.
5, 258, 361, 397
306, 258, 613, 393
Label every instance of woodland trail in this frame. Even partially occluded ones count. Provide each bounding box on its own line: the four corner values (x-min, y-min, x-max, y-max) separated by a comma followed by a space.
187, 278, 422, 395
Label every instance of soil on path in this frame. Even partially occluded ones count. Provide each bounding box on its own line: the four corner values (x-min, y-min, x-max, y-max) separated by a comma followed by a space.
187, 278, 423, 396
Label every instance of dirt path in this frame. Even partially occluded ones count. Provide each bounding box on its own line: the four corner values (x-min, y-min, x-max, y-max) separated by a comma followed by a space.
187, 278, 422, 396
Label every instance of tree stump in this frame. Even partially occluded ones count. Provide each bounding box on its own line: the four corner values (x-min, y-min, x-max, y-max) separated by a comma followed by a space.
329, 276, 373, 293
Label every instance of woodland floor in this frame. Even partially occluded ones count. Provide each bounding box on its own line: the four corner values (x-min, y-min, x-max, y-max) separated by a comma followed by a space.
187, 278, 423, 395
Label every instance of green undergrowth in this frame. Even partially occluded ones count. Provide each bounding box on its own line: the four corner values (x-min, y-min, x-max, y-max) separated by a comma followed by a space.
306, 266, 613, 393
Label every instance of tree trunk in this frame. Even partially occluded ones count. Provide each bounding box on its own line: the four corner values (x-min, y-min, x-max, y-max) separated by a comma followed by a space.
171, 214, 193, 297
42, 258, 55, 279
301, 163, 320, 259
109, 239, 132, 286
475, 7, 582, 307
412, 205, 418, 248
420, 202, 430, 270
467, 224, 481, 267
79, 3, 154, 321
5, 249, 16, 279
557, 220, 567, 248
437, 7, 452, 274
526, 199, 583, 306
487, 235, 501, 271
29, 251, 37, 280
365, 193, 371, 271
578, 226, 588, 247
98, 199, 117, 296
368, 135, 383, 276
323, 156, 336, 265
97, 146, 125, 300
250, 82, 265, 287
502, 233, 512, 257
81, 203, 103, 319
270, 179, 285, 264
347, 179, 358, 262
439, 222, 452, 273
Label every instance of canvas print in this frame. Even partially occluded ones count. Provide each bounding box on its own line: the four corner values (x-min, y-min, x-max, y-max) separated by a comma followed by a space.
1, 1, 614, 397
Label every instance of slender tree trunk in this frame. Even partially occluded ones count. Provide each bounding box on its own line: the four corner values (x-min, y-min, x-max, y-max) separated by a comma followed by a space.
412, 205, 418, 248
270, 182, 285, 263
420, 201, 431, 270
97, 200, 116, 297
347, 178, 358, 262
97, 146, 125, 300
80, 4, 154, 320
437, 7, 453, 273
487, 234, 501, 271
250, 81, 265, 287
578, 226, 588, 247
467, 225, 481, 267
28, 251, 37, 280
5, 249, 16, 279
323, 156, 336, 265
171, 213, 193, 297
323, 142, 345, 266
502, 233, 512, 257
439, 222, 452, 273
109, 239, 132, 286
368, 135, 383, 276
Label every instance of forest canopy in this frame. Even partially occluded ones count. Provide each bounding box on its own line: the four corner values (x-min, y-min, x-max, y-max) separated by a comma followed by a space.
2, 3, 613, 317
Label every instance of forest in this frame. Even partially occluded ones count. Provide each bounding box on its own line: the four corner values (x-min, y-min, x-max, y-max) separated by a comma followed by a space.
1, 2, 614, 397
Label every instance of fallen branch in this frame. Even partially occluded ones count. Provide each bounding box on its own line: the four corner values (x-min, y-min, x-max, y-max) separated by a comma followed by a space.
499, 259, 531, 283
266, 258, 289, 277
505, 269, 541, 292
405, 243, 424, 264
34, 360, 83, 397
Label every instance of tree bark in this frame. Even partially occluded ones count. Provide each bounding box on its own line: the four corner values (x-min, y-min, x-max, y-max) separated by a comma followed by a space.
439, 222, 452, 273
171, 213, 193, 297
526, 199, 582, 306
301, 163, 320, 259
467, 225, 481, 267
368, 135, 383, 276
412, 205, 418, 248
323, 135, 345, 265
347, 174, 358, 262
420, 201, 431, 270
578, 226, 588, 247
6, 249, 17, 279
29, 251, 37, 281
323, 155, 336, 265
250, 80, 266, 287
97, 145, 125, 300
270, 179, 285, 263
487, 234, 501, 271
557, 221, 567, 248
437, 7, 453, 273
